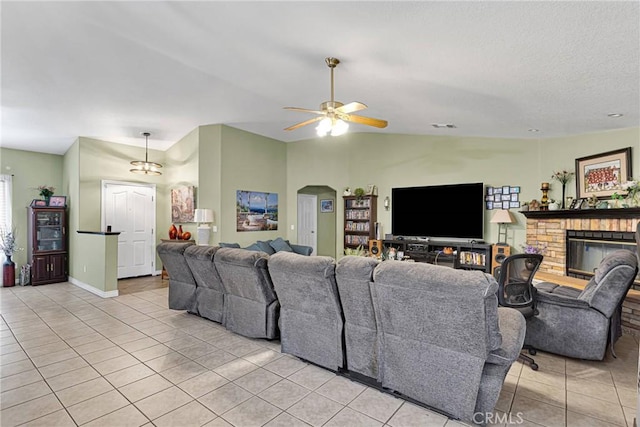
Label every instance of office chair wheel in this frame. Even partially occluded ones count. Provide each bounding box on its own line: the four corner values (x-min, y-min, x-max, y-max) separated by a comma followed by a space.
528, 348, 537, 355
531, 362, 539, 371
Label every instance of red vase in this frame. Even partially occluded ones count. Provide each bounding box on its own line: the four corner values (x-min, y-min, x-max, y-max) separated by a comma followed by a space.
169, 224, 178, 240
3, 255, 15, 287
177, 225, 183, 240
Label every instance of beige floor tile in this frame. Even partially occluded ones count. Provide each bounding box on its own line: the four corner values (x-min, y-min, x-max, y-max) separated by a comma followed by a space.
566, 390, 626, 426
0, 368, 43, 391
348, 387, 403, 424
518, 366, 566, 389
55, 377, 114, 407
0, 393, 63, 426
242, 348, 284, 366
0, 343, 22, 355
315, 375, 367, 405
0, 349, 28, 365
501, 373, 519, 393
622, 406, 636, 427
30, 348, 78, 368
153, 400, 217, 427
72, 338, 116, 355
287, 364, 335, 390
119, 374, 173, 402
104, 362, 155, 388
0, 380, 52, 410
83, 345, 128, 364
234, 367, 282, 394
109, 330, 148, 345
214, 358, 259, 381
134, 385, 193, 420
83, 404, 150, 427
263, 411, 312, 427
263, 355, 308, 377
567, 375, 618, 404
288, 392, 344, 427
20, 336, 66, 352
566, 410, 622, 427
120, 337, 160, 353
258, 378, 310, 410
387, 402, 449, 427
160, 359, 208, 384
202, 416, 233, 427
194, 349, 238, 370
63, 332, 105, 348
221, 396, 282, 426
616, 385, 637, 409
93, 353, 140, 375
1, 358, 36, 378
198, 382, 253, 415
46, 366, 101, 391
325, 406, 383, 427
515, 376, 566, 408
529, 352, 566, 375
510, 393, 565, 427
225, 341, 264, 357
19, 408, 76, 427
494, 389, 514, 413
144, 351, 191, 372
565, 359, 615, 386
39, 356, 89, 379
177, 370, 229, 398
67, 389, 129, 425
178, 342, 219, 360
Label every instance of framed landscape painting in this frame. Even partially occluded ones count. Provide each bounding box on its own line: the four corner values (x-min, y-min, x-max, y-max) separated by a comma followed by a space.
575, 147, 631, 199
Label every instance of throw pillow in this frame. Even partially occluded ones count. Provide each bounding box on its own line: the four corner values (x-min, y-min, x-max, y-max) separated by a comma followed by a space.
219, 242, 241, 248
244, 243, 263, 252
255, 241, 276, 255
269, 237, 293, 253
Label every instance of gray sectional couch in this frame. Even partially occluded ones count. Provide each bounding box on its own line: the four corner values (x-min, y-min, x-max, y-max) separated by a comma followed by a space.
157, 243, 525, 424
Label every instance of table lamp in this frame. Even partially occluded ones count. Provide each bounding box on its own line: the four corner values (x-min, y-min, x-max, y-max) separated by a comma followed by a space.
194, 208, 214, 245
490, 209, 513, 244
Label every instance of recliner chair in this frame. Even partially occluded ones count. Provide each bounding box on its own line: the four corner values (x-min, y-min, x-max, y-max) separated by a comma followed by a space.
156, 241, 197, 313
525, 249, 638, 360
496, 253, 543, 370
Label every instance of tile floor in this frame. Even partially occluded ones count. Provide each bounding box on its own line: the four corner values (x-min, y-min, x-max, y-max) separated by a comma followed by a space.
1, 278, 638, 427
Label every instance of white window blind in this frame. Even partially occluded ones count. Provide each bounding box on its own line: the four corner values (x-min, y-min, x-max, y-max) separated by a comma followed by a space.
0, 174, 12, 264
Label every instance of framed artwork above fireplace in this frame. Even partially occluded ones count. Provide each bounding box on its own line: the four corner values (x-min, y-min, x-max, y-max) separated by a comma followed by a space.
575, 147, 631, 199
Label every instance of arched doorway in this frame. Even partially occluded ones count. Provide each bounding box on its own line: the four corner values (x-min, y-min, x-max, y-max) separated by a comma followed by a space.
297, 185, 336, 258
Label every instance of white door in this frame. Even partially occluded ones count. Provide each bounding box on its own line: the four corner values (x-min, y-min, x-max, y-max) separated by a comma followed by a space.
297, 194, 317, 255
103, 181, 155, 279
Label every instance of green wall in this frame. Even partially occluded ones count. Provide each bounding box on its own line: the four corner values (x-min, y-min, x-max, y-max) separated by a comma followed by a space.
0, 148, 64, 270
2, 125, 638, 292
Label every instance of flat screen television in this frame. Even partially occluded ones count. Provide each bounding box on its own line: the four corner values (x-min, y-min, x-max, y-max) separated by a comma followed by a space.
391, 182, 485, 241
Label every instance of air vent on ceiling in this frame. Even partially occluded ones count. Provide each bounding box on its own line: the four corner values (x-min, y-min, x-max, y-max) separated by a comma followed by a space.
431, 123, 457, 129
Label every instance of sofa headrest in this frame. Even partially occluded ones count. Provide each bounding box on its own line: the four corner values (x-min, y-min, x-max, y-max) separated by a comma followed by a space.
270, 251, 335, 278
336, 255, 379, 281
157, 241, 195, 255
184, 245, 219, 261
215, 247, 269, 268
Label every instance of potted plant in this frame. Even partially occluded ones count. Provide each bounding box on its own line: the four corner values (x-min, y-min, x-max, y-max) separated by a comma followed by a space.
37, 185, 55, 203
521, 243, 546, 270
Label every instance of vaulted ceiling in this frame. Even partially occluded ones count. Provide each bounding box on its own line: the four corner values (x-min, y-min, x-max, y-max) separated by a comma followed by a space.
2, 1, 638, 155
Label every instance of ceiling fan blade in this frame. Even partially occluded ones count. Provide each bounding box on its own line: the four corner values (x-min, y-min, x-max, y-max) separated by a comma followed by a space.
284, 107, 324, 115
284, 116, 323, 131
336, 102, 367, 114
343, 114, 388, 128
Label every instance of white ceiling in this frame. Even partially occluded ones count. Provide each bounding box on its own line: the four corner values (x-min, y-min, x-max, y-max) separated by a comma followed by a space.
2, 1, 639, 155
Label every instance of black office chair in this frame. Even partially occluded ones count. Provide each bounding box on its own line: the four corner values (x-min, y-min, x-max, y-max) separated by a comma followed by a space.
496, 253, 543, 371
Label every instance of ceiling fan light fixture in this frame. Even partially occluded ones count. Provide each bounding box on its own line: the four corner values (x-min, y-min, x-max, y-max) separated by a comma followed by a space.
130, 132, 163, 175
331, 119, 349, 136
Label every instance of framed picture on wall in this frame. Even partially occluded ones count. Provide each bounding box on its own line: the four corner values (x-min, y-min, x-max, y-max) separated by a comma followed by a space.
575, 147, 631, 199
320, 199, 334, 213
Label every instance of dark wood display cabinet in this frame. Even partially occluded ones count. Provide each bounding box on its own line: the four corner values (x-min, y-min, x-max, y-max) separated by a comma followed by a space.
27, 206, 68, 285
344, 195, 377, 251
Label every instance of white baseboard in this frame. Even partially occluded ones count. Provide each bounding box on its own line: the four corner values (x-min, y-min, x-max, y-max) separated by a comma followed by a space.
69, 276, 119, 298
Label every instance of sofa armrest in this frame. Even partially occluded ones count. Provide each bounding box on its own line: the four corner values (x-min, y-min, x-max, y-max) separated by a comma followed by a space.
291, 243, 313, 256
486, 307, 526, 366
536, 290, 591, 309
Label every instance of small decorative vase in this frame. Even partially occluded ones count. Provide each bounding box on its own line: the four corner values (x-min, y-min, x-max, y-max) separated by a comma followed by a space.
3, 255, 15, 287
561, 184, 566, 209
169, 224, 178, 240
177, 225, 184, 240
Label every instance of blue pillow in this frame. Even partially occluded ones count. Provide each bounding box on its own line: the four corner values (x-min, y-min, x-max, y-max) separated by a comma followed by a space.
256, 240, 276, 255
220, 242, 241, 248
269, 237, 293, 253
244, 243, 263, 252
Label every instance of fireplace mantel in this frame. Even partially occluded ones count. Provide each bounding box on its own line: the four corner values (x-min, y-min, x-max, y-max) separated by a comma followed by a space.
521, 207, 640, 219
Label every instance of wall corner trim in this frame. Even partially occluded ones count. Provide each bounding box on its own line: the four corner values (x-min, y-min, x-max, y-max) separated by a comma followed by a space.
68, 276, 119, 298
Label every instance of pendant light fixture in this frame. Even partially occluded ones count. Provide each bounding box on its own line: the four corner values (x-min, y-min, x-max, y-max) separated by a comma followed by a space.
130, 132, 162, 175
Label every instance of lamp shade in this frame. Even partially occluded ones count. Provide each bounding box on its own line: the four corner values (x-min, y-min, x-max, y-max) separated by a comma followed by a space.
490, 209, 514, 224
194, 209, 214, 223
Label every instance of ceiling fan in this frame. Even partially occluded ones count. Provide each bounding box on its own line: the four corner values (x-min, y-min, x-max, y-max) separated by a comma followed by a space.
284, 57, 388, 136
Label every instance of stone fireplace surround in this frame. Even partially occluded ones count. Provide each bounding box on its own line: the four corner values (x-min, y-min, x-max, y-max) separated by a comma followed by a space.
523, 208, 640, 336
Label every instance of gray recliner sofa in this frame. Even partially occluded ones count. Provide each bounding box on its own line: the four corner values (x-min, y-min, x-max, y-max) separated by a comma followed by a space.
370, 261, 526, 424
269, 251, 345, 371
156, 241, 197, 313
184, 245, 225, 323
213, 247, 279, 339
335, 255, 381, 379
525, 249, 638, 360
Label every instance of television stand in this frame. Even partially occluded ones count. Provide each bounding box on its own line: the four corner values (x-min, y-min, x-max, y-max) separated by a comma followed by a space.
382, 239, 492, 273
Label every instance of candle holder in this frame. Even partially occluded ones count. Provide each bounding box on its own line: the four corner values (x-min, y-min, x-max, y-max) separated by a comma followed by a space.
540, 183, 550, 210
